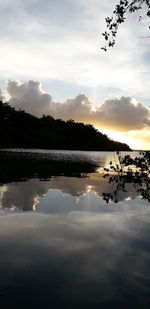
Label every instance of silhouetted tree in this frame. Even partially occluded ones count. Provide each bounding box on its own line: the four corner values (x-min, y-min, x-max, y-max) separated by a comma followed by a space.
103, 151, 150, 203
0, 100, 131, 151
102, 0, 150, 51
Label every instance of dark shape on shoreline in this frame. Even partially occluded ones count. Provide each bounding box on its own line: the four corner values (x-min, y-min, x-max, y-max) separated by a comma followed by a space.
0, 151, 98, 184
0, 100, 131, 151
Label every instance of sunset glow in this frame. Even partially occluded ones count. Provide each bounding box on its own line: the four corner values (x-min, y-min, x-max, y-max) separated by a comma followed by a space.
99, 129, 150, 150
0, 0, 149, 150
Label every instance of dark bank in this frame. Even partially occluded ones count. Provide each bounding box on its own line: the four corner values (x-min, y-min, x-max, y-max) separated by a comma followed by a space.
0, 100, 131, 151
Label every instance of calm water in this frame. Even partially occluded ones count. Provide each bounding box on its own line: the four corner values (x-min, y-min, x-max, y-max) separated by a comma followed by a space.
0, 150, 150, 308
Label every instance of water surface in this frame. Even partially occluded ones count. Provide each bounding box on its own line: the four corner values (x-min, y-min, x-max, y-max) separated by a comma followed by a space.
0, 150, 149, 308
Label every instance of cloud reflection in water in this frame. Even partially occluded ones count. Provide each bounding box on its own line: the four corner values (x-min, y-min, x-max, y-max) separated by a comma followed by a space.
0, 152, 150, 308
0, 206, 149, 308
0, 174, 142, 212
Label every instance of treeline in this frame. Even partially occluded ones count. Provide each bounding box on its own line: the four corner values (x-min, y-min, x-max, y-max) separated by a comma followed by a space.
0, 101, 131, 151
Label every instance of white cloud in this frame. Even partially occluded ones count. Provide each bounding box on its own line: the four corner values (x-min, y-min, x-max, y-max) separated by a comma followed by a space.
7, 80, 53, 116
0, 0, 150, 101
96, 97, 150, 131
0, 89, 5, 101
5, 80, 150, 132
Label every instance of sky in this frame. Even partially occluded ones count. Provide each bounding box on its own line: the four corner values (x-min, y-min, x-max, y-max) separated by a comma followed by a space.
0, 0, 150, 149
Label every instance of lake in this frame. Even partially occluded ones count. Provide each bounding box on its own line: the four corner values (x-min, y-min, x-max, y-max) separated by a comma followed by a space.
0, 150, 150, 308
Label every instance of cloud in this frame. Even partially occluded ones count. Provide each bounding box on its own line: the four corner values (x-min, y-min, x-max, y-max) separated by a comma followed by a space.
0, 0, 150, 101
0, 175, 139, 213
7, 80, 53, 116
95, 97, 150, 131
6, 80, 150, 132
1, 179, 50, 211
0, 89, 5, 101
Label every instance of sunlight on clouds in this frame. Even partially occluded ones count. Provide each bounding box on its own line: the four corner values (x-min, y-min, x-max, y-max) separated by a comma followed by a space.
0, 0, 150, 150
5, 80, 150, 132
1, 79, 149, 150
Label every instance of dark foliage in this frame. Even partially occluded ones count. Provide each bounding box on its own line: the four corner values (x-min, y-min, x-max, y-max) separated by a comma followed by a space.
103, 151, 150, 203
0, 101, 131, 151
101, 0, 150, 51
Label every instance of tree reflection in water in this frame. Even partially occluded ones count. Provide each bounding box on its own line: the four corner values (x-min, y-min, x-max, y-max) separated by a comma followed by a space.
0, 151, 150, 309
102, 151, 150, 204
0, 151, 145, 211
